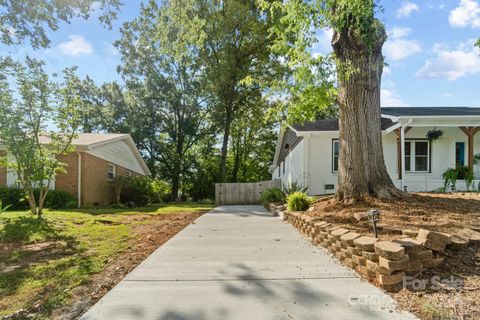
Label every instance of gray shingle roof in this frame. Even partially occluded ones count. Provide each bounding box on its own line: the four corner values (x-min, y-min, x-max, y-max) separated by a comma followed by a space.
381, 107, 480, 117
292, 117, 395, 132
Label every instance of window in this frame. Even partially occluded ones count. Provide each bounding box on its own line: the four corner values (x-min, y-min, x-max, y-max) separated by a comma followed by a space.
404, 140, 429, 172
107, 164, 116, 181
278, 165, 280, 178
282, 160, 286, 174
126, 169, 132, 177
332, 140, 339, 172
404, 141, 411, 172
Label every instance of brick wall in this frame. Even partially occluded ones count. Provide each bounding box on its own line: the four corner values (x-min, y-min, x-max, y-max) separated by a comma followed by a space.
56, 153, 79, 199
0, 149, 145, 207
81, 153, 115, 207
0, 151, 6, 187
80, 153, 144, 207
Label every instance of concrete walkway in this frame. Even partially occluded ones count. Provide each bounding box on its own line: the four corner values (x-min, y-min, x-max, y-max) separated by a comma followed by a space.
82, 206, 415, 320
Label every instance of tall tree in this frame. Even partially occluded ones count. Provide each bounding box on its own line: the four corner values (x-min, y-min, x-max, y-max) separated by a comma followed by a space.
177, 0, 279, 182
229, 94, 277, 183
262, 0, 402, 201
115, 0, 208, 200
0, 58, 81, 218
0, 0, 120, 49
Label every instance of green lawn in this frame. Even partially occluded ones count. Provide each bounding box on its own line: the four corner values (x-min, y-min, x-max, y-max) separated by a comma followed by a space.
0, 202, 214, 318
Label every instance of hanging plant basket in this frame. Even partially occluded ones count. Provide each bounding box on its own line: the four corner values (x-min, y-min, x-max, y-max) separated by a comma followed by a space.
426, 128, 443, 141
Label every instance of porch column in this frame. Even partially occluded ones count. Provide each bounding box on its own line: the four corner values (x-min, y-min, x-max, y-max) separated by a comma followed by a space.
394, 127, 412, 180
459, 127, 480, 169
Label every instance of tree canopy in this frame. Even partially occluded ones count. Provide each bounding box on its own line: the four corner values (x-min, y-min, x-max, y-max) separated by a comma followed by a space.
0, 0, 120, 48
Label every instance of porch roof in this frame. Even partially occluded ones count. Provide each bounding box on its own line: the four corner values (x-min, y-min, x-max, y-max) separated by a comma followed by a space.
381, 107, 480, 117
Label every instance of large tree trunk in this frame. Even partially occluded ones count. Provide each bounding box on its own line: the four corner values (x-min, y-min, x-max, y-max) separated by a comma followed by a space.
218, 111, 232, 183
171, 175, 180, 202
332, 21, 403, 201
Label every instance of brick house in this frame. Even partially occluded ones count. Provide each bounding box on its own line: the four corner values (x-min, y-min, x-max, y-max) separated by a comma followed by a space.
0, 133, 151, 207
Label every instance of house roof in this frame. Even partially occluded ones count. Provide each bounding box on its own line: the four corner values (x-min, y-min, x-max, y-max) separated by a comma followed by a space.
381, 107, 480, 117
291, 117, 395, 132
38, 133, 130, 147
2, 133, 151, 176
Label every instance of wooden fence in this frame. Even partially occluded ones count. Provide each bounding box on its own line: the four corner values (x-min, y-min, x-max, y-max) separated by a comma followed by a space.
215, 180, 281, 205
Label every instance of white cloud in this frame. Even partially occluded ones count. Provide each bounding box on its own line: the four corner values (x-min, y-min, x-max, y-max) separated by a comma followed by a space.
416, 41, 480, 80
449, 0, 480, 28
311, 28, 333, 56
397, 2, 420, 18
58, 35, 93, 56
390, 27, 412, 39
381, 89, 409, 107
384, 27, 421, 61
383, 66, 392, 76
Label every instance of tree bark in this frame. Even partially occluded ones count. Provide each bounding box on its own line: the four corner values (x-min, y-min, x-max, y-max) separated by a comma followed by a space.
218, 110, 232, 183
332, 21, 403, 201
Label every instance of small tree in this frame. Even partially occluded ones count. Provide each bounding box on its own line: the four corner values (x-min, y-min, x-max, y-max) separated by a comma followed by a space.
0, 58, 81, 219
110, 176, 128, 206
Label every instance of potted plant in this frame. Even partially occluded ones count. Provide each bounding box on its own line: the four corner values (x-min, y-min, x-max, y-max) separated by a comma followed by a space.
426, 128, 443, 142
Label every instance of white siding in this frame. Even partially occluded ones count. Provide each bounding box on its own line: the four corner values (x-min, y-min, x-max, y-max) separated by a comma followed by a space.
6, 153, 55, 189
307, 133, 338, 195
87, 140, 145, 174
272, 140, 305, 189
276, 126, 480, 195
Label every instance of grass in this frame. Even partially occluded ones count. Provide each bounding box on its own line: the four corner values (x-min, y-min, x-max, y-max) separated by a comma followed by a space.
0, 202, 214, 318
67, 202, 215, 215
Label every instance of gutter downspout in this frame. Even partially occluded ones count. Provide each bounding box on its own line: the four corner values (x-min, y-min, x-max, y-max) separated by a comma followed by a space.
400, 118, 413, 190
77, 152, 82, 208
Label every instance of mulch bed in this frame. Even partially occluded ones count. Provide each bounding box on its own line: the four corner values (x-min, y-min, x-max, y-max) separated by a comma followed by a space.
305, 192, 480, 320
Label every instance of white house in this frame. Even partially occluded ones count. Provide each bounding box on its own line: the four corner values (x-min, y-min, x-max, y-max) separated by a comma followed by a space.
271, 107, 480, 194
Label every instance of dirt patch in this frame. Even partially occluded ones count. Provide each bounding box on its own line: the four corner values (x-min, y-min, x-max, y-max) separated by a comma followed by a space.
307, 193, 480, 320
50, 211, 204, 320
0, 241, 73, 273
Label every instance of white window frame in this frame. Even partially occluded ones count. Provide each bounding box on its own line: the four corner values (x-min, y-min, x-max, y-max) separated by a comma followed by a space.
405, 140, 430, 173
332, 139, 339, 173
107, 163, 116, 181
126, 169, 132, 177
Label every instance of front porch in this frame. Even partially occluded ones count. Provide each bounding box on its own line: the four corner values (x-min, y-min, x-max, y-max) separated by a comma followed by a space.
382, 113, 480, 192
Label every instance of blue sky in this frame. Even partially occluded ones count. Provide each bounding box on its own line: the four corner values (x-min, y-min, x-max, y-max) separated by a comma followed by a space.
2, 0, 480, 108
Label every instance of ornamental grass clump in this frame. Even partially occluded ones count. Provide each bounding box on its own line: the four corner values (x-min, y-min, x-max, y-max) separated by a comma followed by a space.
286, 191, 313, 211
260, 187, 285, 204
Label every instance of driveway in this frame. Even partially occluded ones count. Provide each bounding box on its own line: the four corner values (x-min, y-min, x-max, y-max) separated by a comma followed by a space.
81, 205, 416, 320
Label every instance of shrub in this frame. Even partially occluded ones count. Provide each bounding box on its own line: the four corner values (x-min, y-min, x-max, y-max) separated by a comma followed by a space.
44, 190, 77, 210
286, 191, 312, 211
442, 166, 476, 192
120, 176, 171, 207
464, 167, 475, 191
260, 187, 284, 204
149, 179, 171, 202
0, 187, 77, 210
442, 168, 458, 192
282, 181, 308, 196
0, 187, 29, 210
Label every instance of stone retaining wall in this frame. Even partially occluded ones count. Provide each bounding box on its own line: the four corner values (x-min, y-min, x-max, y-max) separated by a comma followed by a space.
283, 211, 462, 292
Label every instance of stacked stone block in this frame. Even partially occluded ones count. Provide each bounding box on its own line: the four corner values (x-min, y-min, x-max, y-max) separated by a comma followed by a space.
282, 211, 464, 292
